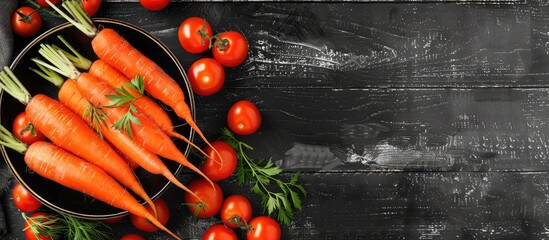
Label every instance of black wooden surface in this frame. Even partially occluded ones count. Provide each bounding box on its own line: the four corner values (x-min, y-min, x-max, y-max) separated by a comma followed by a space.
3, 1, 549, 239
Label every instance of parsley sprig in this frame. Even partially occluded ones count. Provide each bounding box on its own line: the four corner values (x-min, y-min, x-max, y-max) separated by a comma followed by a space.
220, 128, 307, 225
22, 211, 112, 240
106, 76, 145, 107
106, 76, 145, 138
83, 102, 108, 139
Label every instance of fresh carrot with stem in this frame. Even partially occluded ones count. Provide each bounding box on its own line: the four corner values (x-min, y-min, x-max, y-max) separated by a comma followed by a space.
57, 78, 201, 201
53, 36, 208, 158
33, 43, 217, 194
0, 124, 181, 240
0, 67, 158, 217
48, 0, 222, 164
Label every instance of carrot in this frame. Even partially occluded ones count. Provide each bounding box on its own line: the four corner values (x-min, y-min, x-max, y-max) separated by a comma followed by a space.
0, 123, 180, 239
25, 141, 182, 240
48, 0, 221, 163
26, 94, 157, 215
58, 78, 201, 200
86, 59, 206, 157
0, 67, 157, 217
94, 29, 221, 157
89, 60, 171, 130
32, 44, 216, 194
75, 73, 215, 190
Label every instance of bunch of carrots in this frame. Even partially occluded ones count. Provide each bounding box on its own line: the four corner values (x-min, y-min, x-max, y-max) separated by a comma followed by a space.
0, 0, 228, 239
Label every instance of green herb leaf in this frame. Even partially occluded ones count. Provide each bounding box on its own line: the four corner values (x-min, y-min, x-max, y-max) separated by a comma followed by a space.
22, 213, 63, 240
106, 75, 145, 108
61, 213, 112, 240
113, 104, 141, 138
83, 102, 108, 139
219, 127, 306, 225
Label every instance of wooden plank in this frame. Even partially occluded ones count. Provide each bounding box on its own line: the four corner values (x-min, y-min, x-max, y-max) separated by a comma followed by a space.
62, 2, 536, 88
17, 3, 543, 89
4, 171, 548, 239
186, 88, 549, 171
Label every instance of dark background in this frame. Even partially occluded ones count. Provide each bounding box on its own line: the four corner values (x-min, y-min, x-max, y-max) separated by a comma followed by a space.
3, 0, 549, 239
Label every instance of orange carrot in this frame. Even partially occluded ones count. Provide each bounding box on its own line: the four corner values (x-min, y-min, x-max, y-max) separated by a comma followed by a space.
58, 78, 200, 200
33, 43, 216, 194
89, 60, 172, 130
0, 67, 157, 216
74, 73, 215, 190
24, 141, 181, 240
91, 29, 215, 149
86, 60, 206, 156
49, 0, 222, 170
25, 94, 157, 216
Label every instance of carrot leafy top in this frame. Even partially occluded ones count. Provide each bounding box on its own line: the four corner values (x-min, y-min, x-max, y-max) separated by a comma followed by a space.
0, 67, 32, 106
47, 0, 97, 37
33, 39, 142, 139
0, 123, 27, 154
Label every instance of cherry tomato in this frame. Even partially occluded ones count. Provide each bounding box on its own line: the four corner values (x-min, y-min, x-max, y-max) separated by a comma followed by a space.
178, 17, 213, 54
81, 0, 101, 17
220, 195, 252, 229
130, 197, 170, 232
202, 224, 237, 240
36, 0, 61, 7
187, 58, 225, 96
12, 183, 42, 212
12, 112, 46, 145
24, 212, 56, 240
199, 141, 237, 181
183, 179, 223, 218
212, 31, 248, 68
246, 216, 281, 240
120, 233, 146, 240
227, 100, 261, 135
11, 6, 42, 37
139, 0, 170, 11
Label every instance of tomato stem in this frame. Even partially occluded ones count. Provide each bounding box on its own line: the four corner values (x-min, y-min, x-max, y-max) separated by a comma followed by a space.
182, 202, 206, 217
230, 215, 252, 231
16, 10, 36, 24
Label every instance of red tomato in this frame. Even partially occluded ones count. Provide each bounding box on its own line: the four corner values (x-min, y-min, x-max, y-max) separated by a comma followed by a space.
184, 179, 223, 218
212, 31, 248, 68
12, 112, 46, 145
220, 195, 252, 229
12, 183, 42, 212
200, 141, 237, 181
36, 0, 61, 7
187, 58, 225, 96
81, 0, 101, 17
11, 6, 42, 37
130, 197, 170, 232
120, 233, 146, 240
202, 224, 237, 240
246, 216, 281, 240
24, 212, 56, 240
139, 0, 170, 11
178, 17, 213, 54
227, 100, 261, 135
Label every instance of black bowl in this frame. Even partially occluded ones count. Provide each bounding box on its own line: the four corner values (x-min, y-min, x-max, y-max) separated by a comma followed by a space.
1, 19, 195, 219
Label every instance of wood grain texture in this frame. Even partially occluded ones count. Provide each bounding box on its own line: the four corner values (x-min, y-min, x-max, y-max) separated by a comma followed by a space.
3, 1, 549, 240
187, 87, 549, 172
75, 2, 539, 88
5, 172, 549, 239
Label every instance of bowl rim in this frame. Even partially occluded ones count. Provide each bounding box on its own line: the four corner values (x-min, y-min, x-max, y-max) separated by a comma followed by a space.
1, 18, 195, 219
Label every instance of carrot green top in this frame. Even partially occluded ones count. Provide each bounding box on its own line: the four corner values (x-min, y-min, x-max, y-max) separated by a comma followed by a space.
0, 67, 32, 105
47, 0, 97, 37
